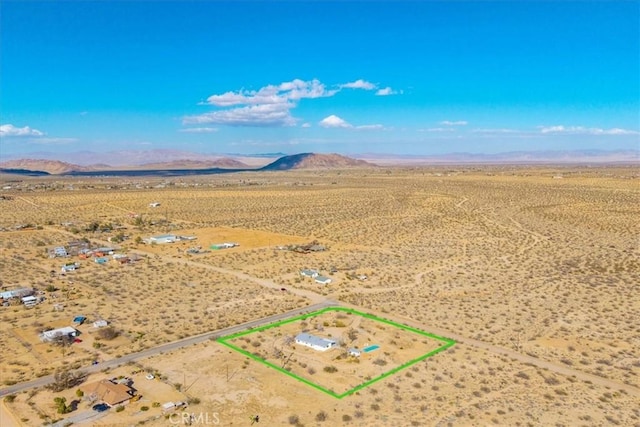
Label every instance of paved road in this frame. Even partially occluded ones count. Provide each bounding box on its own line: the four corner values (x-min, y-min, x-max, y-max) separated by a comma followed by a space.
0, 300, 337, 397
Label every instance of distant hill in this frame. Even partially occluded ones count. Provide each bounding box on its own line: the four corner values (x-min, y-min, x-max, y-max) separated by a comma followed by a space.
261, 153, 374, 170
139, 158, 249, 169
0, 159, 87, 174
0, 157, 250, 175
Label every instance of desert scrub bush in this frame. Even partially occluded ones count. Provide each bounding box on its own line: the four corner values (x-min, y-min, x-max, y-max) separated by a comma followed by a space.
4, 394, 16, 403
315, 410, 327, 421
323, 365, 338, 373
288, 414, 300, 425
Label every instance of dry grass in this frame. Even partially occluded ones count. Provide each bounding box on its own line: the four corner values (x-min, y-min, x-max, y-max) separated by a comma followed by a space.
1, 165, 638, 426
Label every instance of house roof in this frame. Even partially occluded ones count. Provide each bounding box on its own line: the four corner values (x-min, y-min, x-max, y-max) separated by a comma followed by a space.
1, 288, 33, 299
80, 379, 134, 406
41, 326, 78, 340
295, 333, 336, 348
315, 275, 332, 283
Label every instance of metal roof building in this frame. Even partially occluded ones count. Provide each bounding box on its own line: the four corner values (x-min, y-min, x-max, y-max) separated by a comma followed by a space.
295, 333, 337, 351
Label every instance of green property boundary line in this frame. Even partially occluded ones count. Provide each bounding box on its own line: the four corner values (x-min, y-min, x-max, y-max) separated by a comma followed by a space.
217, 307, 455, 399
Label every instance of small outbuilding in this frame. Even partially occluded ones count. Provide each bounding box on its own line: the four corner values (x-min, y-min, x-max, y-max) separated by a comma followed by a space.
93, 320, 108, 328
348, 348, 361, 357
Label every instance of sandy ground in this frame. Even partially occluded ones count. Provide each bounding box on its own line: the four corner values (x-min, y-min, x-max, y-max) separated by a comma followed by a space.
0, 400, 20, 427
1, 166, 639, 426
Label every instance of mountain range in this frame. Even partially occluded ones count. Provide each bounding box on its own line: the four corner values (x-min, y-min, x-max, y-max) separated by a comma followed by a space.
0, 153, 374, 176
0, 150, 637, 176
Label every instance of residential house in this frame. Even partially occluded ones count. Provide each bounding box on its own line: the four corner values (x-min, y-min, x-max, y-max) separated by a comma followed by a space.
148, 234, 177, 244
49, 246, 68, 258
40, 326, 79, 342
80, 379, 135, 407
0, 288, 34, 300
295, 333, 337, 351
22, 296, 38, 307
314, 275, 332, 285
300, 269, 319, 278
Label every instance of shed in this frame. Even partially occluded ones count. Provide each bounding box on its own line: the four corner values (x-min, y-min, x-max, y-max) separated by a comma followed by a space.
73, 316, 86, 324
348, 348, 361, 357
93, 320, 108, 328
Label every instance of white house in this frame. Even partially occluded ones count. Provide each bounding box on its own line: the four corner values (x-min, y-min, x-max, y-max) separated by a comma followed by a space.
315, 275, 332, 285
149, 234, 177, 244
22, 296, 38, 307
149, 202, 161, 207
295, 333, 337, 351
40, 326, 78, 342
300, 269, 319, 278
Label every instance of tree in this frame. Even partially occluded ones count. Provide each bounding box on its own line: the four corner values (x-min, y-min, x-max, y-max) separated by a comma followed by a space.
47, 368, 86, 392
54, 397, 71, 414
97, 326, 119, 341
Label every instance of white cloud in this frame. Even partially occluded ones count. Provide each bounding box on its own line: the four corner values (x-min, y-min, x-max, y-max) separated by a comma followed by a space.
301, 123, 311, 128
183, 103, 296, 127
319, 115, 352, 128
340, 79, 377, 90
0, 124, 45, 137
187, 78, 396, 128
440, 120, 468, 126
419, 127, 456, 133
179, 127, 218, 133
204, 79, 335, 107
538, 125, 639, 135
376, 87, 399, 96
319, 115, 384, 130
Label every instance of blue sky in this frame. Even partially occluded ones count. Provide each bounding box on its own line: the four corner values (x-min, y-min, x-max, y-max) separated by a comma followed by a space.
1, 1, 638, 159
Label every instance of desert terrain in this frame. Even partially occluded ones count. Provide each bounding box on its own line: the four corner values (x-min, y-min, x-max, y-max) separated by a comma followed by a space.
0, 165, 638, 426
